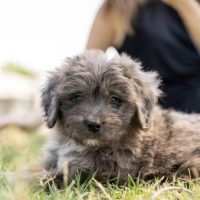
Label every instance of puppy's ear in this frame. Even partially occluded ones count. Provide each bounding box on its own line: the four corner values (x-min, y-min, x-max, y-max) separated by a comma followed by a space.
133, 89, 155, 130
133, 71, 161, 130
41, 77, 59, 128
119, 54, 161, 130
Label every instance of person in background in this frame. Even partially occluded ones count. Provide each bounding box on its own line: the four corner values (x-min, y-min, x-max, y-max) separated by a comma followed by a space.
87, 0, 200, 113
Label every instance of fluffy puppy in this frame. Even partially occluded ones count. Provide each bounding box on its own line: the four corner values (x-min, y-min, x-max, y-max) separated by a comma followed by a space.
41, 50, 200, 185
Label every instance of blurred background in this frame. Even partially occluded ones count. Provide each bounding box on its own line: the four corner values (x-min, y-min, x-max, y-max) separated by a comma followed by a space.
0, 0, 103, 133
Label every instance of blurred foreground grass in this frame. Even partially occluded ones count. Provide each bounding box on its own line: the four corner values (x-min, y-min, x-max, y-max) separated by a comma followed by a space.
1, 127, 200, 200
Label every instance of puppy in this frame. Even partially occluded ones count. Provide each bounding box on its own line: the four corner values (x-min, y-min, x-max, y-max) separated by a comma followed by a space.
41, 50, 200, 186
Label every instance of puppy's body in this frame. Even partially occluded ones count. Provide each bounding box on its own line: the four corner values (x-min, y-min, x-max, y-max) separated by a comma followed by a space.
42, 51, 200, 184
43, 108, 200, 182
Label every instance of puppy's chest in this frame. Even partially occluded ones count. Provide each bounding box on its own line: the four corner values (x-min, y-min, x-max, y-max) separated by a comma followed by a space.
57, 144, 139, 177
93, 148, 140, 176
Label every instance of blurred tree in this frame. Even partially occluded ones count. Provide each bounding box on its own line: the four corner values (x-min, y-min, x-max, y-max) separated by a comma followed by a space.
2, 62, 36, 78
0, 63, 43, 131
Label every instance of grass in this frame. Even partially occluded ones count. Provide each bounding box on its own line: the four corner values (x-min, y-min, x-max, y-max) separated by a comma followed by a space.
1, 127, 200, 200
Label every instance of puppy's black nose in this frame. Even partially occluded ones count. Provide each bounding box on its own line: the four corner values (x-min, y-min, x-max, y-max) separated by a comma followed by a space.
85, 120, 101, 133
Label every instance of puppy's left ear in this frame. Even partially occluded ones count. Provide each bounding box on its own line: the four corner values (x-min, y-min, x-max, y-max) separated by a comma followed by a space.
41, 77, 59, 128
132, 71, 161, 130
119, 54, 161, 130
133, 86, 157, 130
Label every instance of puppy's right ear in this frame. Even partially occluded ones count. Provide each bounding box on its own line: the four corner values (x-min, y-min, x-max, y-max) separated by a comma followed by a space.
41, 78, 59, 128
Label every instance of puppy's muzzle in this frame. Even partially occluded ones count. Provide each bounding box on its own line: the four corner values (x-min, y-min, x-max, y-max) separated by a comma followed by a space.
84, 120, 101, 133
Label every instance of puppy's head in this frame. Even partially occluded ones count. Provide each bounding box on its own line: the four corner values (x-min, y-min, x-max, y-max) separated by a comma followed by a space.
42, 50, 161, 147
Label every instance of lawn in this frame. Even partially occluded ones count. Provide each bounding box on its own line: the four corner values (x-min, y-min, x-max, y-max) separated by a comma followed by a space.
0, 127, 200, 200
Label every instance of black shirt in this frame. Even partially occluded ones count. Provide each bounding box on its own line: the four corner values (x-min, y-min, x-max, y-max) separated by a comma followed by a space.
117, 0, 200, 113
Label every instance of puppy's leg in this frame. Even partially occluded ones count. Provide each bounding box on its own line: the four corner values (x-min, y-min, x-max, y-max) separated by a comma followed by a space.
140, 167, 174, 181
49, 164, 93, 189
177, 155, 200, 178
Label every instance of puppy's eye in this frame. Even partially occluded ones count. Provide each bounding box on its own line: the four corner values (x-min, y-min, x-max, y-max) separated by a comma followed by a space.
110, 96, 121, 107
69, 94, 82, 103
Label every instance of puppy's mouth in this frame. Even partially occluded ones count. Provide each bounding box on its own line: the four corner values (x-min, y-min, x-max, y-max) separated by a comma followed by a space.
68, 120, 122, 147
69, 127, 102, 147
82, 129, 103, 147
83, 138, 100, 147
